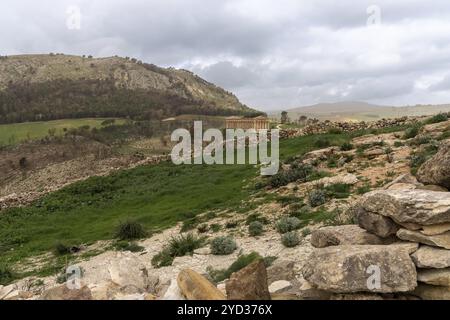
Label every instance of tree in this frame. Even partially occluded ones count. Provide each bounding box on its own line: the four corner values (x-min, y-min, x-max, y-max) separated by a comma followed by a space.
281, 111, 289, 124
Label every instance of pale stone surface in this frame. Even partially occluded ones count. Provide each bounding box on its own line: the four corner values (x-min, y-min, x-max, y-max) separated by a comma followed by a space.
411, 245, 450, 269
397, 229, 450, 249
361, 189, 450, 225
302, 244, 418, 293
226, 260, 271, 300
417, 140, 450, 189
310, 225, 385, 248
310, 173, 358, 188
420, 223, 450, 236
268, 280, 292, 294
107, 252, 149, 291
177, 269, 225, 300
383, 174, 421, 190
413, 284, 450, 300
39, 285, 93, 300
161, 280, 185, 300
417, 268, 450, 287
266, 260, 296, 284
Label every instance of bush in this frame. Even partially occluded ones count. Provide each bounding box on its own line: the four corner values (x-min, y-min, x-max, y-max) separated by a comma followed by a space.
308, 189, 328, 207
197, 224, 209, 233
151, 233, 205, 268
328, 128, 343, 134
276, 217, 301, 234
403, 125, 421, 139
248, 221, 264, 237
426, 113, 448, 124
113, 241, 145, 253
0, 264, 14, 285
225, 221, 239, 229
314, 137, 331, 148
325, 183, 351, 199
114, 220, 146, 240
210, 223, 221, 232
210, 236, 237, 255
281, 232, 300, 248
245, 213, 269, 225
53, 242, 72, 256
340, 142, 354, 151
394, 141, 404, 147
268, 163, 315, 188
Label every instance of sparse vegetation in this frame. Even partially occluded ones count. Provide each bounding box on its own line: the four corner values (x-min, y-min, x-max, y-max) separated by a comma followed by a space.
210, 236, 237, 255
403, 125, 421, 139
0, 264, 15, 285
308, 189, 328, 207
114, 220, 147, 240
281, 231, 300, 248
248, 221, 264, 237
207, 252, 262, 283
425, 113, 448, 124
276, 217, 301, 234
340, 142, 354, 151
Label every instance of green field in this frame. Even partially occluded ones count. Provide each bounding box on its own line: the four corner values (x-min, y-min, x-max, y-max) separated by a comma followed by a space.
0, 118, 125, 146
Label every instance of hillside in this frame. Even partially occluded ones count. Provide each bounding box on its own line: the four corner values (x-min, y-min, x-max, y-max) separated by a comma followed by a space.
273, 101, 450, 122
0, 54, 260, 124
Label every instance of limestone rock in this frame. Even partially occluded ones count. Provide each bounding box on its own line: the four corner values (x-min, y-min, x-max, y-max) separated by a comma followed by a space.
266, 260, 296, 284
226, 260, 271, 300
397, 229, 450, 249
411, 245, 450, 268
361, 189, 450, 226
383, 174, 421, 190
177, 269, 225, 300
418, 185, 449, 192
302, 244, 418, 293
39, 285, 93, 300
413, 284, 450, 300
420, 223, 450, 236
418, 268, 450, 287
417, 140, 450, 189
311, 225, 386, 248
311, 174, 358, 188
355, 208, 399, 238
161, 280, 185, 300
268, 280, 292, 294
107, 253, 149, 292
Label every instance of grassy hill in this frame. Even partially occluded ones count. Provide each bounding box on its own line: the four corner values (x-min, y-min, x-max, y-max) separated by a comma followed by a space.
0, 54, 261, 124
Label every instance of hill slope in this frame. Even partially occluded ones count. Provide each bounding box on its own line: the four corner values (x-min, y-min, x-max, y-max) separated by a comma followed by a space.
273, 101, 450, 122
0, 54, 260, 123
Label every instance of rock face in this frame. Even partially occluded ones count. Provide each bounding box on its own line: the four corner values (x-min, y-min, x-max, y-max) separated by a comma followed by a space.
302, 244, 418, 293
397, 229, 450, 250
411, 246, 450, 269
226, 260, 271, 300
311, 225, 386, 248
355, 208, 399, 238
417, 268, 450, 286
417, 141, 450, 189
413, 284, 450, 300
177, 269, 225, 300
107, 253, 150, 292
39, 285, 93, 300
360, 189, 450, 226
268, 280, 292, 294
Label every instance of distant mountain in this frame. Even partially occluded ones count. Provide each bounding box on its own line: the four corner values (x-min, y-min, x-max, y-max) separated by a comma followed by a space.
0, 54, 261, 124
271, 101, 450, 122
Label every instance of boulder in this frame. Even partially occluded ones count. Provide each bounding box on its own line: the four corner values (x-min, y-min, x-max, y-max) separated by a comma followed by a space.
266, 260, 296, 283
383, 174, 421, 190
411, 245, 450, 268
302, 244, 418, 293
397, 229, 450, 250
419, 223, 450, 236
413, 284, 450, 300
107, 253, 149, 292
355, 208, 399, 238
310, 225, 386, 248
39, 285, 93, 300
417, 140, 450, 189
177, 269, 225, 300
311, 174, 358, 188
268, 280, 292, 294
161, 280, 185, 300
361, 189, 450, 226
417, 268, 450, 287
226, 260, 271, 300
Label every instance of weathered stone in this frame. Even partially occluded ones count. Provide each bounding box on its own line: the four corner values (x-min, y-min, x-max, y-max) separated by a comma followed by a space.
420, 223, 450, 236
226, 260, 271, 300
355, 208, 399, 238
411, 245, 450, 268
417, 140, 450, 189
268, 280, 292, 294
418, 185, 448, 192
311, 174, 358, 188
177, 269, 225, 300
107, 253, 149, 292
383, 174, 421, 190
39, 285, 93, 300
386, 183, 417, 191
161, 280, 185, 300
361, 189, 450, 225
302, 244, 418, 293
266, 260, 296, 284
311, 225, 386, 248
413, 284, 450, 300
418, 268, 450, 287
397, 229, 450, 249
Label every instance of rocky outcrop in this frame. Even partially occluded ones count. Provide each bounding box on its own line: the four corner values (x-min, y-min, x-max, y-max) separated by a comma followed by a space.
355, 208, 399, 238
411, 246, 450, 269
39, 285, 93, 300
311, 225, 386, 248
226, 260, 271, 300
417, 140, 450, 189
177, 269, 225, 300
302, 244, 418, 293
417, 269, 450, 286
397, 229, 450, 250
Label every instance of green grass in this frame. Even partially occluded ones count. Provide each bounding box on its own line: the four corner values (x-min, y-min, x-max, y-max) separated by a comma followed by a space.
0, 118, 125, 146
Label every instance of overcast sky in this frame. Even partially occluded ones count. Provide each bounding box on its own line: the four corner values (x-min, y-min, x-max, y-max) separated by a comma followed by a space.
3, 0, 450, 111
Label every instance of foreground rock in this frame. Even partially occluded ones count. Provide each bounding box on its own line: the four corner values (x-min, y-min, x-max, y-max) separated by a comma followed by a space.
397, 229, 450, 250
302, 244, 418, 293
413, 284, 450, 300
417, 140, 450, 189
311, 225, 386, 248
226, 260, 271, 300
39, 285, 93, 300
177, 269, 225, 300
411, 246, 450, 269
417, 268, 450, 286
355, 208, 399, 238
361, 189, 450, 225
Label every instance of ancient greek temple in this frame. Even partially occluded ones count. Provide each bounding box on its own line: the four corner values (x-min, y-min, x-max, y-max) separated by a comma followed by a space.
225, 116, 270, 130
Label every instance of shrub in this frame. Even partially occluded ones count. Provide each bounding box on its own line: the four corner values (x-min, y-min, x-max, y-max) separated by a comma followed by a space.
248, 221, 264, 237
276, 217, 301, 234
394, 141, 404, 148
197, 224, 209, 233
245, 213, 269, 225
308, 189, 328, 207
210, 223, 221, 232
328, 128, 343, 134
403, 125, 421, 139
281, 231, 300, 248
114, 220, 146, 240
301, 228, 311, 237
340, 142, 354, 151
151, 233, 205, 268
325, 183, 351, 199
113, 241, 145, 253
314, 137, 331, 148
225, 221, 239, 229
181, 217, 198, 232
268, 163, 315, 188
210, 236, 237, 255
356, 184, 371, 195
0, 264, 14, 285
207, 252, 262, 283
426, 113, 448, 124
53, 242, 72, 256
